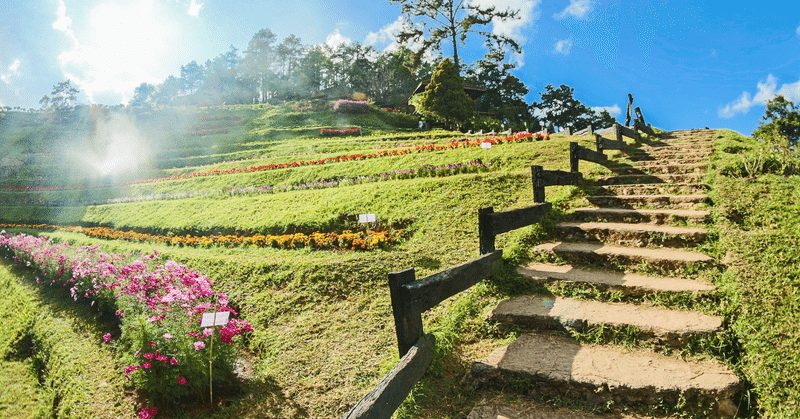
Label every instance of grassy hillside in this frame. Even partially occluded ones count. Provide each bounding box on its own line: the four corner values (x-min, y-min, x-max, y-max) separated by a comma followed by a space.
2, 103, 798, 418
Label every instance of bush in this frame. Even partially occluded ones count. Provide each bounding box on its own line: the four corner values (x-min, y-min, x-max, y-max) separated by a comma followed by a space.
333, 100, 371, 113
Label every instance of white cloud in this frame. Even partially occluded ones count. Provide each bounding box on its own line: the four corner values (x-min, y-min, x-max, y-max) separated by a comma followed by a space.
51, 0, 187, 104
187, 0, 203, 17
592, 104, 621, 116
553, 38, 573, 55
719, 74, 800, 118
796, 24, 800, 37
325, 29, 352, 49
555, 0, 594, 20
366, 16, 405, 49
469, 0, 541, 66
0, 59, 22, 84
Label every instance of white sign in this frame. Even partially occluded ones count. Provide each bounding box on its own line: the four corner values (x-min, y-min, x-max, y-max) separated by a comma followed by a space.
480, 142, 492, 149
200, 311, 230, 327
358, 213, 376, 223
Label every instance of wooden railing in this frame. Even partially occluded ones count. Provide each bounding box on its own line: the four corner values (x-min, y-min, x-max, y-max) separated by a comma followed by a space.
345, 94, 649, 419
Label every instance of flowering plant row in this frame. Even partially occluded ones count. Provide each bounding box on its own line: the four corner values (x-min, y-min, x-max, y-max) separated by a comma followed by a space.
320, 128, 361, 137
2, 132, 547, 192
0, 224, 406, 251
100, 160, 493, 205
333, 99, 371, 113
0, 231, 253, 417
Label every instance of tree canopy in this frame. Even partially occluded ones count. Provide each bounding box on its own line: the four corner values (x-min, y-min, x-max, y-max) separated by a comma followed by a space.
417, 58, 474, 129
531, 84, 616, 132
753, 95, 800, 146
388, 0, 520, 73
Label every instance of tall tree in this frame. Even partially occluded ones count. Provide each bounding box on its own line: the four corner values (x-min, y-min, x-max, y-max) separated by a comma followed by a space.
47, 80, 80, 111
418, 58, 474, 129
388, 0, 520, 73
129, 83, 156, 106
241, 29, 278, 102
466, 47, 533, 129
180, 61, 204, 95
532, 84, 595, 131
753, 95, 800, 145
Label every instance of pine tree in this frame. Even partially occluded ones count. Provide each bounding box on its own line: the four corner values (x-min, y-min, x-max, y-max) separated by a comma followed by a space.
418, 58, 474, 130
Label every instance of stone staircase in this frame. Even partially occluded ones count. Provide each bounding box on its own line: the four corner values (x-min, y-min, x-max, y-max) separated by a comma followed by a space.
465, 129, 743, 418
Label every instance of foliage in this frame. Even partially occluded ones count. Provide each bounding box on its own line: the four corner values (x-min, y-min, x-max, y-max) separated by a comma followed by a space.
418, 58, 474, 129
752, 95, 800, 146
531, 83, 614, 131
387, 0, 520, 72
464, 47, 536, 131
332, 99, 371, 113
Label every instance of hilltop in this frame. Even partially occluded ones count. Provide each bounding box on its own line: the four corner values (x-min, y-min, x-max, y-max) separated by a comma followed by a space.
0, 102, 798, 418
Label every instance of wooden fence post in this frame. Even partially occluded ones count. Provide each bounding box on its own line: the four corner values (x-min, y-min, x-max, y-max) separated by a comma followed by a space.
569, 142, 580, 173
595, 133, 604, 153
531, 165, 545, 203
478, 206, 495, 255
388, 269, 423, 357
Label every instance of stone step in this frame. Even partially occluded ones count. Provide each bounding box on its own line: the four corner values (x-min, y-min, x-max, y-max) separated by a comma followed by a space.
534, 241, 714, 270
608, 162, 708, 175
628, 150, 713, 161
629, 156, 707, 166
585, 194, 708, 208
589, 183, 709, 196
596, 173, 705, 185
554, 221, 707, 247
518, 263, 716, 295
467, 332, 741, 417
569, 207, 710, 224
640, 144, 713, 154
468, 398, 655, 419
488, 295, 722, 346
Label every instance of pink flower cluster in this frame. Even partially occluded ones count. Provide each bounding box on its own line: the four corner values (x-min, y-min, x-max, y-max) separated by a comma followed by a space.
0, 230, 254, 415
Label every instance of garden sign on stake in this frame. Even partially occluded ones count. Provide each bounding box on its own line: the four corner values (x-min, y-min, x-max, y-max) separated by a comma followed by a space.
359, 213, 376, 234
201, 309, 230, 406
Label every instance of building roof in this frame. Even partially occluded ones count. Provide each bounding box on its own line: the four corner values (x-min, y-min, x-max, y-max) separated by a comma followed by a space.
410, 81, 486, 100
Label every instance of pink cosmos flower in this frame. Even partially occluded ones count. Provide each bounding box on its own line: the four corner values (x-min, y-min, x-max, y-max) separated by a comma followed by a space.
139, 405, 158, 419
102, 333, 112, 343
142, 362, 152, 369
170, 357, 179, 365
143, 353, 154, 359
193, 341, 205, 351
178, 376, 186, 385
162, 333, 173, 339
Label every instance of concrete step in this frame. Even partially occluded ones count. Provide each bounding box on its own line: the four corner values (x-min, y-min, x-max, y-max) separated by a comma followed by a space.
553, 221, 707, 247
467, 332, 741, 417
608, 163, 708, 175
518, 263, 716, 296
468, 398, 654, 419
628, 150, 713, 161
630, 157, 707, 166
589, 183, 709, 196
596, 173, 705, 185
534, 241, 714, 271
585, 194, 708, 208
488, 295, 722, 347
569, 207, 710, 224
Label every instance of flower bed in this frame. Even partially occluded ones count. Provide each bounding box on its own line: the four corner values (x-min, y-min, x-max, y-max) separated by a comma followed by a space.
0, 224, 406, 251
0, 231, 253, 417
333, 99, 371, 113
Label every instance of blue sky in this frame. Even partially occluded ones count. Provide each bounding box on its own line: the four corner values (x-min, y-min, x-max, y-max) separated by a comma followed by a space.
1, 0, 799, 136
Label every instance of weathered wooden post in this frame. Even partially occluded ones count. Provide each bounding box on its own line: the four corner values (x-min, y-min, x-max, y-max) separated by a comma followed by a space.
532, 165, 546, 203
569, 142, 580, 173
478, 207, 495, 255
388, 269, 423, 357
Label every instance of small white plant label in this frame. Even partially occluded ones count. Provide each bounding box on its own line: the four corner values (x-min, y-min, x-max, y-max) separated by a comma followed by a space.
201, 311, 230, 327
480, 142, 492, 149
359, 213, 376, 223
